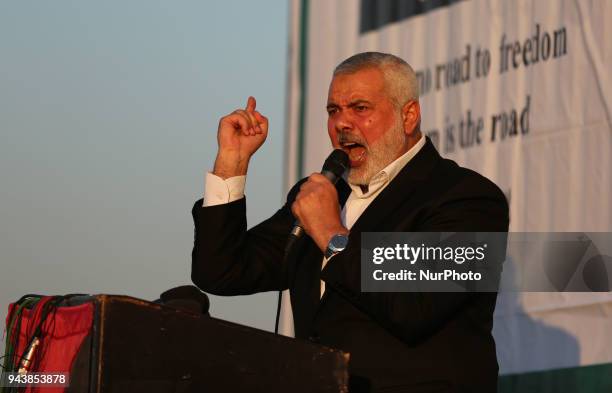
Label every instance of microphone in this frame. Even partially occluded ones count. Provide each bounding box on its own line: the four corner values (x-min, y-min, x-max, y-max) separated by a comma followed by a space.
156, 285, 210, 315
276, 149, 349, 334
285, 149, 349, 254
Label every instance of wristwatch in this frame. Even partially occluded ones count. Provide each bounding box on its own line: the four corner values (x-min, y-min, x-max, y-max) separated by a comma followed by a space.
325, 233, 349, 259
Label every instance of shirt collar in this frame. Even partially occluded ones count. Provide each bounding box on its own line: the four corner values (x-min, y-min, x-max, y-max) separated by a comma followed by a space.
348, 135, 426, 199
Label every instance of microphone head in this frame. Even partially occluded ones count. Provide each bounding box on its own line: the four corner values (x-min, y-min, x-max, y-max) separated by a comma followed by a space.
158, 285, 210, 315
322, 149, 349, 180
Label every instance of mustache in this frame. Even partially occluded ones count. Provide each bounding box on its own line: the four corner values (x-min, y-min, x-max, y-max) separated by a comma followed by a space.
338, 132, 367, 146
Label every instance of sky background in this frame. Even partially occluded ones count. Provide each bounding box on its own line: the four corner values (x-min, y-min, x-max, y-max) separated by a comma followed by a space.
0, 0, 289, 348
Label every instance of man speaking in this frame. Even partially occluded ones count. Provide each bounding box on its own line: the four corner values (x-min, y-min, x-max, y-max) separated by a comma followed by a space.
191, 52, 509, 392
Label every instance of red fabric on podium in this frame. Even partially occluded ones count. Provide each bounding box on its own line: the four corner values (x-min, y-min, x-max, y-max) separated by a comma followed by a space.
5, 297, 94, 393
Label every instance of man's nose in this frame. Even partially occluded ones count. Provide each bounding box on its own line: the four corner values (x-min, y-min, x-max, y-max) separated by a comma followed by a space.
334, 111, 353, 131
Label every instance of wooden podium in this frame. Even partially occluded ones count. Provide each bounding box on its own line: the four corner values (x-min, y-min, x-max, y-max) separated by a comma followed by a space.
66, 295, 349, 393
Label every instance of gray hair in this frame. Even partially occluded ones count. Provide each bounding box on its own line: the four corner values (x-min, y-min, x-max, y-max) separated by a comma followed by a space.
333, 52, 419, 108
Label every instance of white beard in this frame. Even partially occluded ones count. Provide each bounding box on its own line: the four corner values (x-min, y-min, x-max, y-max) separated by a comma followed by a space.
348, 118, 406, 186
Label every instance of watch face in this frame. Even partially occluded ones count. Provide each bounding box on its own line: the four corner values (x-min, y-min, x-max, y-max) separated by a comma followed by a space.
330, 234, 349, 252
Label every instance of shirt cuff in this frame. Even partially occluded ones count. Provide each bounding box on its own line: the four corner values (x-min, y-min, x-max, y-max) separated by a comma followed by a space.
203, 172, 246, 207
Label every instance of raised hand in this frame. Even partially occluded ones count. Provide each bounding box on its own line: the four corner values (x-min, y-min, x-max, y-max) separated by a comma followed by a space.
213, 96, 269, 179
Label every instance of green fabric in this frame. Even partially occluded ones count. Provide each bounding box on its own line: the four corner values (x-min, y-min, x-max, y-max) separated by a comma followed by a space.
499, 362, 612, 393
296, 0, 309, 180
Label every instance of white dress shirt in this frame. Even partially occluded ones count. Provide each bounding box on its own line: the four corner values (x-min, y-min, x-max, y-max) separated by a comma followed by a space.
202, 135, 426, 297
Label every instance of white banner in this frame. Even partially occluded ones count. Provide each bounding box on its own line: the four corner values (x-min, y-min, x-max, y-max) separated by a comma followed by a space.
285, 0, 612, 375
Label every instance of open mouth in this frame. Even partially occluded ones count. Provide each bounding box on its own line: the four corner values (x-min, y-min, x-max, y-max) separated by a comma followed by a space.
340, 141, 367, 165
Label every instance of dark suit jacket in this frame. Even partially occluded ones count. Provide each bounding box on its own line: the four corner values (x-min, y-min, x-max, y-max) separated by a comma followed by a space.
191, 138, 509, 393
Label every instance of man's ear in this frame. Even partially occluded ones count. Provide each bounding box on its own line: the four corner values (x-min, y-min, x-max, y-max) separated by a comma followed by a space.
402, 100, 421, 136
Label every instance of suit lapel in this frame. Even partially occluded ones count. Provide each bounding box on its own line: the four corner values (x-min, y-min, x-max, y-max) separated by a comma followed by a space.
337, 178, 351, 208
350, 138, 441, 234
